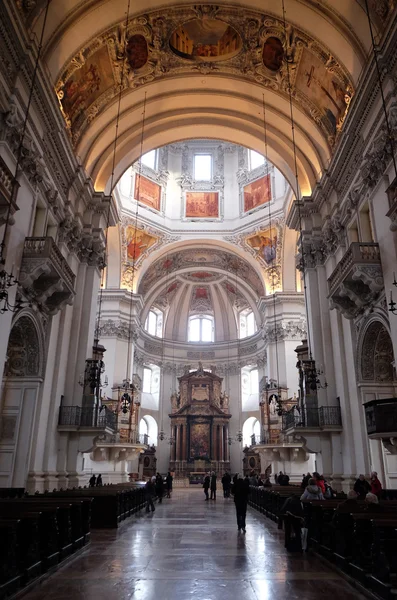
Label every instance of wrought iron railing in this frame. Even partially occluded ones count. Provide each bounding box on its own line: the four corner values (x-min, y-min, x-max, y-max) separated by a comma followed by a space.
58, 406, 117, 430
364, 398, 397, 436
283, 406, 342, 430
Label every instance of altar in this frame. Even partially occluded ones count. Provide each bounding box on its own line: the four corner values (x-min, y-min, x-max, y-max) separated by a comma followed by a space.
169, 364, 231, 476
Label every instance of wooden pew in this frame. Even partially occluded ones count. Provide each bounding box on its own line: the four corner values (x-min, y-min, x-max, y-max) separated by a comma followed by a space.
40, 485, 146, 528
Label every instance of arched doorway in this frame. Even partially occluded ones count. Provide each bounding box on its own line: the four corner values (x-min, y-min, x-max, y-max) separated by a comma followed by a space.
358, 318, 397, 488
1, 314, 44, 488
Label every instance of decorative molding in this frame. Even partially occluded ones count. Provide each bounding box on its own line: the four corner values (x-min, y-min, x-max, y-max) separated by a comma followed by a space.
98, 319, 137, 340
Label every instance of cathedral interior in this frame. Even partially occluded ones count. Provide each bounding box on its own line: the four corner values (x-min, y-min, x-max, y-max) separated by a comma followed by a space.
1, 1, 397, 598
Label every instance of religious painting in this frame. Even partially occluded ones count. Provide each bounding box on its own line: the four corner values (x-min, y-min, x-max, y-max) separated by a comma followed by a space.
224, 282, 236, 295
127, 35, 149, 70
185, 192, 219, 218
169, 19, 242, 61
190, 422, 210, 458
295, 47, 350, 134
125, 226, 157, 261
190, 272, 213, 280
246, 227, 278, 265
59, 46, 114, 126
243, 174, 271, 212
195, 287, 208, 299
262, 37, 284, 72
134, 174, 161, 211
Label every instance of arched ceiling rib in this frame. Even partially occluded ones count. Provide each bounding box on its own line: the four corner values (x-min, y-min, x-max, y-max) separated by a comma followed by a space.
19, 1, 395, 197
86, 83, 322, 195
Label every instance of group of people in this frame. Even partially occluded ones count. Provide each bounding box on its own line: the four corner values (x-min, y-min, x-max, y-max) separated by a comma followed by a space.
300, 472, 335, 500
282, 471, 384, 552
88, 473, 102, 487
145, 471, 173, 512
353, 472, 382, 499
203, 471, 218, 500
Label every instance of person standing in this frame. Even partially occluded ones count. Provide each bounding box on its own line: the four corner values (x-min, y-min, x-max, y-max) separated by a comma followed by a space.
89, 474, 96, 487
222, 471, 231, 498
233, 474, 250, 533
96, 474, 103, 486
155, 473, 164, 504
354, 474, 371, 499
203, 472, 210, 501
370, 471, 382, 498
166, 471, 173, 498
210, 471, 217, 500
145, 476, 156, 513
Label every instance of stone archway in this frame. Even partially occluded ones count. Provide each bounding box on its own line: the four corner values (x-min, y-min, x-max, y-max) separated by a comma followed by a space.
360, 320, 395, 383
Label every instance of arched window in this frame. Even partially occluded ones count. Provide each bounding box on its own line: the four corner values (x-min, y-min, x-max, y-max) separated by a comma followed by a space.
242, 417, 261, 447
188, 315, 214, 342
141, 150, 157, 170
239, 309, 256, 338
248, 149, 265, 170
139, 415, 158, 446
241, 365, 259, 411
145, 308, 163, 337
119, 167, 133, 197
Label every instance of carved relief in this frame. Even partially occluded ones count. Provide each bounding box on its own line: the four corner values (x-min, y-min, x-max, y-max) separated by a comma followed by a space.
5, 316, 41, 377
360, 320, 395, 382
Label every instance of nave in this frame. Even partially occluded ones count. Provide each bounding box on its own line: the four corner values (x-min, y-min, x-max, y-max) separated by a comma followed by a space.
23, 489, 366, 600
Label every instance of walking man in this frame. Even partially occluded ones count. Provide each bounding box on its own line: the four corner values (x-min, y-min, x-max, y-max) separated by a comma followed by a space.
210, 471, 217, 500
145, 476, 156, 513
203, 472, 210, 501
233, 473, 250, 533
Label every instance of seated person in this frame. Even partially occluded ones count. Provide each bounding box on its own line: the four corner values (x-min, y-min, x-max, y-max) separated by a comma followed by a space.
301, 478, 324, 501
365, 492, 384, 513
334, 490, 360, 513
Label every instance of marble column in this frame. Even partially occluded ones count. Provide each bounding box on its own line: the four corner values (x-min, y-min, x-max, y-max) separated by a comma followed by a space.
175, 424, 180, 461
182, 424, 187, 462
219, 424, 224, 462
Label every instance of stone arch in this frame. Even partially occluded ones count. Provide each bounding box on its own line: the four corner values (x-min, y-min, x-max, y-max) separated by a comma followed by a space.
359, 319, 395, 383
4, 313, 45, 378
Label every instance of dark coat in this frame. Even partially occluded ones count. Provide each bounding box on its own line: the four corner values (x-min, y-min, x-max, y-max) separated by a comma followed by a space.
222, 473, 231, 489
354, 478, 371, 498
233, 478, 250, 506
145, 480, 155, 499
166, 474, 173, 490
203, 475, 210, 490
156, 476, 164, 495
210, 474, 217, 491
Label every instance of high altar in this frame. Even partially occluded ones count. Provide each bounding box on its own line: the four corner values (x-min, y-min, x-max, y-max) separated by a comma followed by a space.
169, 364, 231, 476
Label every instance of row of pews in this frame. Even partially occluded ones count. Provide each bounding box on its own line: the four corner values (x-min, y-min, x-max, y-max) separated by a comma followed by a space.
0, 483, 147, 599
248, 486, 397, 600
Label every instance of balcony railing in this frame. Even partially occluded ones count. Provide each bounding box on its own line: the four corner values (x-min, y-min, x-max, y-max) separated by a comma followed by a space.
283, 406, 342, 430
250, 433, 297, 446
328, 242, 381, 296
23, 237, 75, 290
58, 406, 117, 430
364, 398, 397, 438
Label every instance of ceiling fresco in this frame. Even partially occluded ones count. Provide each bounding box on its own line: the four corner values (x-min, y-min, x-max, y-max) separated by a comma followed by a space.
138, 248, 265, 297
55, 4, 355, 149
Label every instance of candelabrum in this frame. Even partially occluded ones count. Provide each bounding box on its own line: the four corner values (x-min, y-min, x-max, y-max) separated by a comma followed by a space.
305, 362, 328, 391
389, 274, 397, 315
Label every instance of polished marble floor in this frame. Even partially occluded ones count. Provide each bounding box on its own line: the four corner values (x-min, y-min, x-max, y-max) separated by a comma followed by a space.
23, 488, 367, 600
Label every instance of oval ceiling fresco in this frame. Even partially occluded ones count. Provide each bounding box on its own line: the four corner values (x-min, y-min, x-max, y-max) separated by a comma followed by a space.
169, 18, 242, 61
